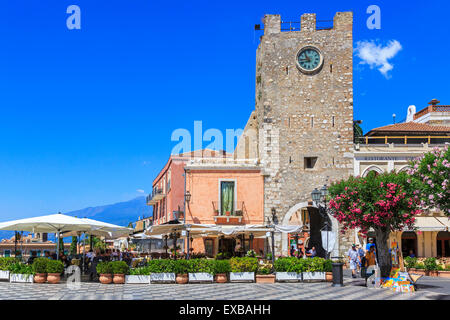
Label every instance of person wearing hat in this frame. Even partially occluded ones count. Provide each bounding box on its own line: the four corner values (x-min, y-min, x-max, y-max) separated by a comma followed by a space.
347, 244, 360, 278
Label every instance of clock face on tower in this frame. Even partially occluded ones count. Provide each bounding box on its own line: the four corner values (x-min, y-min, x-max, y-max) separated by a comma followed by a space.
296, 46, 323, 74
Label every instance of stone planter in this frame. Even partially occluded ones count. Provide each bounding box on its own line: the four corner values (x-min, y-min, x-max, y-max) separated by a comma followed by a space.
99, 274, 113, 284
150, 273, 176, 283
275, 272, 300, 282
34, 273, 47, 283
176, 274, 189, 284
426, 270, 439, 277
410, 269, 426, 276
214, 273, 228, 283
125, 275, 151, 284
189, 273, 214, 283
256, 274, 275, 283
302, 272, 326, 282
326, 272, 333, 282
10, 274, 33, 283
0, 270, 10, 280
113, 274, 125, 284
229, 272, 255, 282
438, 270, 450, 278
47, 273, 61, 284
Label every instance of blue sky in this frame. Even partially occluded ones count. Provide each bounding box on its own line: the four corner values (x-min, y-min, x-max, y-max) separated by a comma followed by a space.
0, 0, 449, 220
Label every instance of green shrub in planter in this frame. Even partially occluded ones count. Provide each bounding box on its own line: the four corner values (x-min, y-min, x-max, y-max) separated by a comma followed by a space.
111, 261, 129, 275
46, 260, 64, 274
96, 261, 113, 275
32, 258, 48, 274
0, 257, 19, 271
257, 262, 273, 275
230, 257, 258, 273
212, 260, 231, 275
415, 263, 425, 270
215, 252, 232, 260
424, 257, 438, 271
246, 250, 256, 258
8, 262, 33, 275
147, 259, 176, 273
173, 259, 190, 274
187, 259, 215, 274
324, 259, 333, 273
305, 257, 326, 272
129, 267, 151, 275
404, 256, 418, 269
274, 257, 298, 272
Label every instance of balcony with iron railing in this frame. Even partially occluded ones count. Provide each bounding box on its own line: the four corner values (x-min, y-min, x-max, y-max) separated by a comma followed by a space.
146, 187, 165, 205
212, 201, 245, 224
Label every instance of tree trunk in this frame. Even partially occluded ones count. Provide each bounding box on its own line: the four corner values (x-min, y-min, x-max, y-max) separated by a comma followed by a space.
374, 228, 391, 278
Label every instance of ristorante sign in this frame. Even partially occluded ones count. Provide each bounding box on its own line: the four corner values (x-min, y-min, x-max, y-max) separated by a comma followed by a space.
356, 156, 416, 161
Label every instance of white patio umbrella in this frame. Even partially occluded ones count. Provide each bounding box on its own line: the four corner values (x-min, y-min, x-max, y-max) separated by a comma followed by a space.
0, 213, 93, 260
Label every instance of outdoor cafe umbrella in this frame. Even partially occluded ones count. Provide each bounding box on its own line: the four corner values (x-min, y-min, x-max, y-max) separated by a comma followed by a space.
0, 213, 94, 260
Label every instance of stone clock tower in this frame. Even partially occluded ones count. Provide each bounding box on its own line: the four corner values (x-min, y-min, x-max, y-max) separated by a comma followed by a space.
254, 12, 355, 256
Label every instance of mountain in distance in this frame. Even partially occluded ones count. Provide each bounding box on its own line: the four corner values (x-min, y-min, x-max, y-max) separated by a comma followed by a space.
65, 196, 152, 227
0, 197, 152, 241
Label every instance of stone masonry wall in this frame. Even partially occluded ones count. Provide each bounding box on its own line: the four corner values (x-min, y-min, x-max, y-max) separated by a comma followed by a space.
255, 12, 355, 256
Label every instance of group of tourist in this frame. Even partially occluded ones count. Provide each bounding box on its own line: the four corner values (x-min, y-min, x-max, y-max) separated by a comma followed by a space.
289, 244, 317, 259
347, 238, 377, 279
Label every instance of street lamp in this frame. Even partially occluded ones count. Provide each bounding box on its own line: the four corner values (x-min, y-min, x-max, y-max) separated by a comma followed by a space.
311, 185, 330, 260
184, 191, 191, 203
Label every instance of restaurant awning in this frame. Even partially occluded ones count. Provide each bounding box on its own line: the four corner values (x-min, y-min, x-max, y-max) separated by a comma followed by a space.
435, 217, 450, 231
412, 217, 447, 232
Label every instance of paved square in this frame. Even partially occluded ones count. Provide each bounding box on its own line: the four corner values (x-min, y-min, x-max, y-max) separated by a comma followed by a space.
0, 276, 448, 300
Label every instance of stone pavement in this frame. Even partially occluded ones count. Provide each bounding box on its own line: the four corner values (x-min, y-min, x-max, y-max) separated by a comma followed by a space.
0, 277, 448, 300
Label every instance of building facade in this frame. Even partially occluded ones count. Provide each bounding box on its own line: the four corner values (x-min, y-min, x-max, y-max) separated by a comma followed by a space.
354, 100, 450, 258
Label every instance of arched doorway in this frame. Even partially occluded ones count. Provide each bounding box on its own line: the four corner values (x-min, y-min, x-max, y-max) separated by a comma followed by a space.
401, 231, 418, 258
281, 202, 338, 258
437, 231, 450, 258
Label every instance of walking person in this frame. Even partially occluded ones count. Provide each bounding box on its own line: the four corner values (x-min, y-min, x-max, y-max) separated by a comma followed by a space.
364, 246, 377, 285
356, 244, 365, 272
347, 244, 360, 278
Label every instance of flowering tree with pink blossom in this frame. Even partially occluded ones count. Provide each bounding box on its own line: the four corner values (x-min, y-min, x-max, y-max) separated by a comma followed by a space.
408, 145, 450, 217
328, 172, 421, 277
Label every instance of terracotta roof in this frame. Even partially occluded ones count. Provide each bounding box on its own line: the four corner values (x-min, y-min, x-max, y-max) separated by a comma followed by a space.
366, 122, 450, 136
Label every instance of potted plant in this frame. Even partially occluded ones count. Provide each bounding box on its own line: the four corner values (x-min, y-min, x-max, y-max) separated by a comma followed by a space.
235, 210, 243, 216
0, 257, 18, 280
214, 209, 220, 216
229, 257, 257, 282
225, 211, 231, 216
246, 250, 257, 258
46, 260, 64, 284
96, 261, 113, 284
438, 265, 450, 278
148, 259, 176, 283
274, 257, 302, 282
256, 261, 275, 283
8, 262, 34, 283
188, 259, 214, 283
174, 259, 190, 284
32, 257, 48, 283
302, 257, 326, 281
111, 261, 129, 284
404, 256, 418, 271
126, 266, 151, 284
424, 257, 438, 276
213, 259, 230, 283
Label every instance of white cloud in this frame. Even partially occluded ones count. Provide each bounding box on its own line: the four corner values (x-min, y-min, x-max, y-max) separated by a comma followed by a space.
355, 40, 402, 78
136, 189, 145, 194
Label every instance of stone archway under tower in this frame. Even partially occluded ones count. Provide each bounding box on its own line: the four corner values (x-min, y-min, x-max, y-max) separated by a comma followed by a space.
280, 202, 340, 258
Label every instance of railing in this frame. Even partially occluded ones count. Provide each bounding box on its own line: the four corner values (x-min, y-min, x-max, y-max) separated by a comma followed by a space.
356, 135, 450, 145
146, 187, 164, 205
212, 201, 245, 216
414, 105, 450, 120
280, 20, 333, 32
